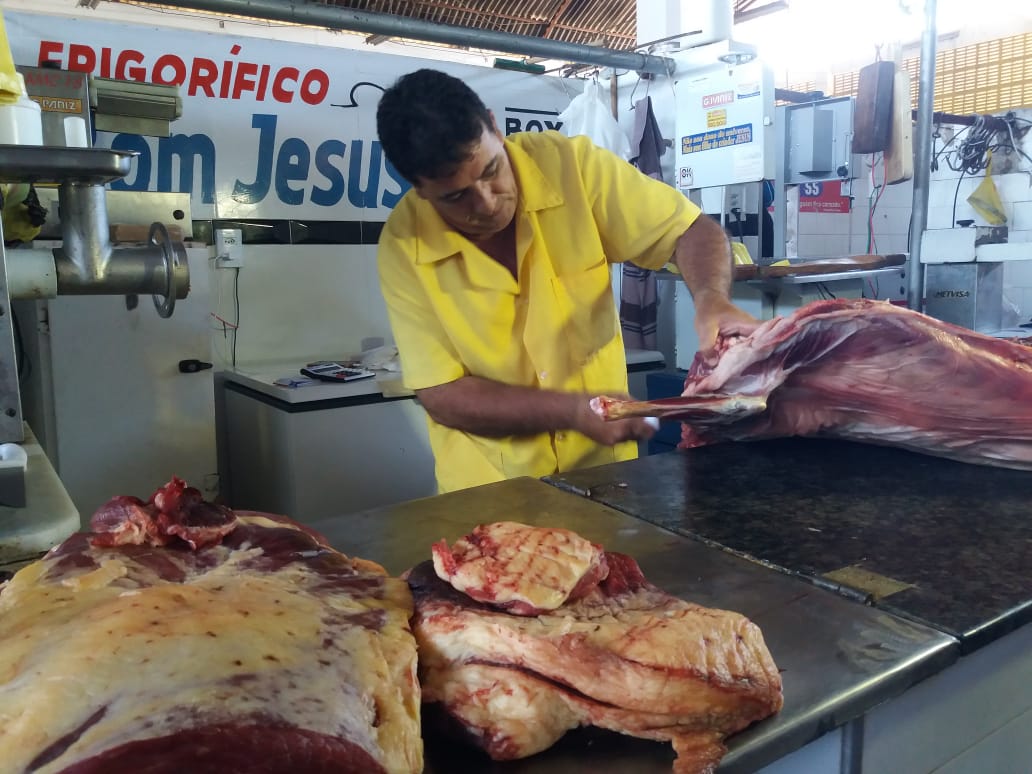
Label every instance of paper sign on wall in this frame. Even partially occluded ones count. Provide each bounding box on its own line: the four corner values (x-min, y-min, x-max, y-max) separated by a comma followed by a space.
798, 181, 852, 214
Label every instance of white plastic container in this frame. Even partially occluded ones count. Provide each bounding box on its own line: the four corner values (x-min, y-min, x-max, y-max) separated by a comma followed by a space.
0, 73, 43, 146
63, 115, 88, 148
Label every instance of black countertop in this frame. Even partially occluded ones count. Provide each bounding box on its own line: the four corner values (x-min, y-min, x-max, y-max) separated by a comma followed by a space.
308, 477, 956, 773
546, 438, 1032, 654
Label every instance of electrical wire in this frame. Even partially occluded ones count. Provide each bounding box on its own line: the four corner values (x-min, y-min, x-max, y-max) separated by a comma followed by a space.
208, 254, 235, 366
731, 208, 746, 243
866, 154, 886, 254
231, 267, 241, 368
951, 169, 966, 228
11, 307, 30, 384
927, 112, 1032, 228
932, 113, 1030, 181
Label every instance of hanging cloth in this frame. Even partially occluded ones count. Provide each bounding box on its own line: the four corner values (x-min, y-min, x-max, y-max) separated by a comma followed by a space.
557, 80, 631, 158
630, 95, 665, 180
620, 96, 667, 351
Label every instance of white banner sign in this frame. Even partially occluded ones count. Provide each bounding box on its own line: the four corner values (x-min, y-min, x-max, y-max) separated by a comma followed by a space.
5, 11, 575, 220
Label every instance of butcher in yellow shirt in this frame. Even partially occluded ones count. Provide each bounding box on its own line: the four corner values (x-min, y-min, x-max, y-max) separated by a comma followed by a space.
376, 69, 759, 493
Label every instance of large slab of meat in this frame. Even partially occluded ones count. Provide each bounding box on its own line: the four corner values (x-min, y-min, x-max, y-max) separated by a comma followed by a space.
410, 523, 783, 774
595, 299, 1032, 470
0, 478, 422, 774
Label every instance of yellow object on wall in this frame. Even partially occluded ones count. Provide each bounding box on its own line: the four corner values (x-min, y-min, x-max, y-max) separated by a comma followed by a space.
967, 151, 1007, 226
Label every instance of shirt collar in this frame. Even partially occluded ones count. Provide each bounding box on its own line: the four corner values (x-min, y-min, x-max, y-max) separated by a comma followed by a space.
412, 136, 564, 266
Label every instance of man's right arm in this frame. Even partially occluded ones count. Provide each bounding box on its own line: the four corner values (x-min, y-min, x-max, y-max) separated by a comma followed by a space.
416, 376, 655, 446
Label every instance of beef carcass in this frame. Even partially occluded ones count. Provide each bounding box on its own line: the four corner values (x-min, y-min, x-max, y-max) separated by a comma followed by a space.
431, 521, 609, 615
594, 299, 1032, 470
410, 531, 782, 774
0, 478, 422, 773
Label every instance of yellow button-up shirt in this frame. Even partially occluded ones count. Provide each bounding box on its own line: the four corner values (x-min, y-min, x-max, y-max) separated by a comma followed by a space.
377, 131, 701, 493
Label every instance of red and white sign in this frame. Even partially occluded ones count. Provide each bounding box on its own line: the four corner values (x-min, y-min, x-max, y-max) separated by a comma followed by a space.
701, 90, 734, 108
5, 11, 573, 220
798, 181, 851, 214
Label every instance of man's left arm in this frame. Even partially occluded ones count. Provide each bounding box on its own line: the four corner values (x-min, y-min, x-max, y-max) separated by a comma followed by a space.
672, 212, 760, 350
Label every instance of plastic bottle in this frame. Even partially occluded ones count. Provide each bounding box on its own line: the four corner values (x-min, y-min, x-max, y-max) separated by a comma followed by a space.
0, 73, 43, 146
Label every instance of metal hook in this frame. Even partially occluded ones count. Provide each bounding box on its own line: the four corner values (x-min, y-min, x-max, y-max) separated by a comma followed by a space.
557, 75, 573, 100
628, 75, 642, 110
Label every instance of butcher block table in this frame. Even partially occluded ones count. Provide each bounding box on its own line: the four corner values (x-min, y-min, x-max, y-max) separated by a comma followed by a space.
309, 476, 956, 774
545, 438, 1032, 771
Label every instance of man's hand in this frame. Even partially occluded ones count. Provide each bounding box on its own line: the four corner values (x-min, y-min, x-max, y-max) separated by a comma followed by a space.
693, 291, 761, 352
571, 394, 657, 445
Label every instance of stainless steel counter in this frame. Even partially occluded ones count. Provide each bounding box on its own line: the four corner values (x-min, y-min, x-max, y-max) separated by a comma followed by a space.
308, 477, 958, 773
0, 425, 80, 567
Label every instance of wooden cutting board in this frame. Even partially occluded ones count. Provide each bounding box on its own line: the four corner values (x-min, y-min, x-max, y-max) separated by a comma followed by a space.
732, 264, 760, 281
884, 68, 914, 185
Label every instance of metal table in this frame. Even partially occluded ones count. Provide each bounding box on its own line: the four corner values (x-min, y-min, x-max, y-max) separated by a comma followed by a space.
309, 477, 956, 773
546, 438, 1032, 654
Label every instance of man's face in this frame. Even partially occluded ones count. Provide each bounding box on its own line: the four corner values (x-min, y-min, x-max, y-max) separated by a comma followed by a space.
414, 123, 518, 242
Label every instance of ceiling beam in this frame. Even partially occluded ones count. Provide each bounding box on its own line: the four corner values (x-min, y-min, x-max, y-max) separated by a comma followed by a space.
153, 0, 674, 74
541, 0, 576, 40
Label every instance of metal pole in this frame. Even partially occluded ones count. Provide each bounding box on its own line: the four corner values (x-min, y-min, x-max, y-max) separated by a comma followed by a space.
908, 0, 938, 310
156, 0, 676, 76
57, 182, 112, 288
840, 717, 865, 774
773, 105, 788, 259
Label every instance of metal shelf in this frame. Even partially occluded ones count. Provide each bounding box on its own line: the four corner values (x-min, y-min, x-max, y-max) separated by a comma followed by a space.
746, 266, 906, 286
0, 145, 136, 184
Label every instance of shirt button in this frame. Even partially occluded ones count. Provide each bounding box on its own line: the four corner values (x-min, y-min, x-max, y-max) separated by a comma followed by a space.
539, 371, 548, 382
557, 431, 566, 441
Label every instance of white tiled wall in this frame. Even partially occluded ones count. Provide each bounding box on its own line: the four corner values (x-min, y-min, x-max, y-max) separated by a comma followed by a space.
793, 107, 1032, 319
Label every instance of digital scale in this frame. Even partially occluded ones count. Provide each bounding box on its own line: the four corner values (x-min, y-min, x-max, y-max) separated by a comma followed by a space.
300, 361, 376, 383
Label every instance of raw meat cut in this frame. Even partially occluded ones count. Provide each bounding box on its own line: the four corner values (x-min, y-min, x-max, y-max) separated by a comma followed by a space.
409, 546, 782, 773
0, 479, 422, 774
431, 521, 608, 615
90, 475, 237, 550
594, 299, 1032, 470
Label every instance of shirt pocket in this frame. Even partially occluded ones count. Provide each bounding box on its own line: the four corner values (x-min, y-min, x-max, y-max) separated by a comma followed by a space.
550, 256, 620, 368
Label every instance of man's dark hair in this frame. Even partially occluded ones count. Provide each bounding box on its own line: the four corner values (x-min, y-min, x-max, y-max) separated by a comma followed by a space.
376, 69, 494, 183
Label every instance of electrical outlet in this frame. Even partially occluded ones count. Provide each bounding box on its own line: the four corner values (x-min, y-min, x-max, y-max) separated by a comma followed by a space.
215, 228, 244, 268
